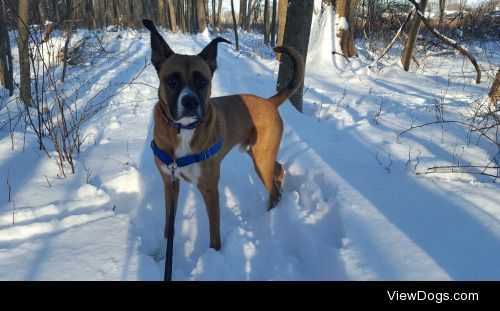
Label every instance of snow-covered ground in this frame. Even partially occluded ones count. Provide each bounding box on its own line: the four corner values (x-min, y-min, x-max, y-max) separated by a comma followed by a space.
0, 21, 499, 280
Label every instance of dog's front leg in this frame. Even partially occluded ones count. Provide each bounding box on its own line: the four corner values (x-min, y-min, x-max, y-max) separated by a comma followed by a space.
197, 175, 221, 250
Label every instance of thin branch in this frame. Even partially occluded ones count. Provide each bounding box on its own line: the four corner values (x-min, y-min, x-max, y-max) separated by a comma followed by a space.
426, 164, 500, 170
44, 175, 52, 188
400, 120, 500, 147
6, 169, 11, 202
418, 167, 499, 179
370, 10, 413, 67
332, 50, 350, 62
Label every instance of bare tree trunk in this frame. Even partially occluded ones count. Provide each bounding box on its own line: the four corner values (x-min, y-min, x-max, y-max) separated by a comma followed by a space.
240, 0, 247, 28
401, 0, 428, 71
217, 0, 222, 32
0, 0, 14, 95
245, 0, 259, 31
51, 0, 61, 23
112, 0, 119, 21
104, 0, 114, 26
270, 0, 277, 46
277, 0, 313, 112
264, 0, 270, 45
192, 0, 197, 32
123, 0, 132, 25
167, 0, 177, 32
439, 0, 445, 32
231, 0, 239, 50
276, 0, 288, 60
489, 68, 500, 107
0, 0, 7, 88
336, 0, 358, 59
196, 0, 207, 32
37, 1, 47, 24
212, 0, 216, 32
18, 0, 31, 106
179, 0, 186, 33
158, 0, 167, 27
277, 0, 287, 44
46, 0, 55, 22
61, 0, 74, 83
244, 0, 253, 31
187, 0, 193, 32
92, 0, 102, 28
204, 0, 209, 27
85, 0, 96, 29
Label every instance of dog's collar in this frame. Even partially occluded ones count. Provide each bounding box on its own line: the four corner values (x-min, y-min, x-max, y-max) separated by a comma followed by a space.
151, 137, 222, 170
159, 104, 205, 134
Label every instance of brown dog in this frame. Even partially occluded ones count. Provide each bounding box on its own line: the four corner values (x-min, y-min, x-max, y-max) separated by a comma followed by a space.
143, 20, 304, 251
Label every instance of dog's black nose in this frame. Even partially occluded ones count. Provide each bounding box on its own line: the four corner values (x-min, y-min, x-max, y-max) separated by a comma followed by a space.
182, 95, 200, 110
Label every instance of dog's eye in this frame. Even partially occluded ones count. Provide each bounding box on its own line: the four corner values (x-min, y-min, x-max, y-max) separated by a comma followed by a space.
166, 78, 177, 88
195, 77, 208, 89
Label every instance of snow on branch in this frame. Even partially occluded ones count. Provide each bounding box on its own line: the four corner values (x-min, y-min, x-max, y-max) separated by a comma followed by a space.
336, 16, 349, 31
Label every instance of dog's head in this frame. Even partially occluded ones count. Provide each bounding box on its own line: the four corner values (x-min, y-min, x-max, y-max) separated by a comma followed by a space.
143, 20, 230, 125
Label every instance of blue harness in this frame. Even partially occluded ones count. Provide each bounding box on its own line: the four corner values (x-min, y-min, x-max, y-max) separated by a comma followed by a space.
151, 138, 222, 169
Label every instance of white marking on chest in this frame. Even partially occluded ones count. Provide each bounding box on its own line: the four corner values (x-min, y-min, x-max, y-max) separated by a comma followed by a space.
160, 129, 201, 185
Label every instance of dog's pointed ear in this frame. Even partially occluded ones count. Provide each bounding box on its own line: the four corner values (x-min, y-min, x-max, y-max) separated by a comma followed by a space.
143, 19, 174, 71
198, 37, 231, 75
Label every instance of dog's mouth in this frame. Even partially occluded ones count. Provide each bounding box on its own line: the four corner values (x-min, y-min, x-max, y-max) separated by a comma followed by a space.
171, 104, 205, 126
178, 106, 204, 122
182, 108, 201, 118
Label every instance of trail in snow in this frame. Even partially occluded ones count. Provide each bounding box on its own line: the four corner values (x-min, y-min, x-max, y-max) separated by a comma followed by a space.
0, 22, 499, 280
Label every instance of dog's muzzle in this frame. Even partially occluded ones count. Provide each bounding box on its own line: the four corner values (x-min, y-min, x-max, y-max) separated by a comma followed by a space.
181, 95, 200, 114
176, 87, 205, 122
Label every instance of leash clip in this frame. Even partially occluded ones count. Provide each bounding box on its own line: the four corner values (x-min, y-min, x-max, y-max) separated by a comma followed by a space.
168, 161, 178, 180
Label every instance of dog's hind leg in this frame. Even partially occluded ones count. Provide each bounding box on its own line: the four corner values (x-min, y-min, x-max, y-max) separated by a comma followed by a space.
248, 131, 284, 210
274, 161, 285, 198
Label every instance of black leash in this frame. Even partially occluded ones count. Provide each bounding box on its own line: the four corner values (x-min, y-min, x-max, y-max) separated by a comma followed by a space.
152, 138, 222, 281
164, 169, 177, 281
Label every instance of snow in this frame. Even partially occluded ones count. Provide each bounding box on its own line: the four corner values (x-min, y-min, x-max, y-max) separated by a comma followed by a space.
309, 6, 357, 69
308, 3, 334, 67
309, 5, 348, 69
336, 16, 349, 31
0, 24, 499, 280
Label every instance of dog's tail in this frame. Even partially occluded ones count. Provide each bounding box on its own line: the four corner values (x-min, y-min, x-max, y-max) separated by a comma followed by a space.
268, 46, 305, 107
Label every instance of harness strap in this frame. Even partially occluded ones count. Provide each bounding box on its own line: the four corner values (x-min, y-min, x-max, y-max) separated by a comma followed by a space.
151, 138, 222, 168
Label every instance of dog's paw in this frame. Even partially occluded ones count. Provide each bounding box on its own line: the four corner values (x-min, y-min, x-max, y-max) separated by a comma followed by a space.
150, 239, 167, 262
151, 250, 165, 262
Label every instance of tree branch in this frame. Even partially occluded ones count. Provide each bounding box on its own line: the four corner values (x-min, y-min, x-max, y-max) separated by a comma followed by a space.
400, 119, 500, 147
420, 164, 500, 179
408, 0, 481, 83
370, 10, 413, 67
